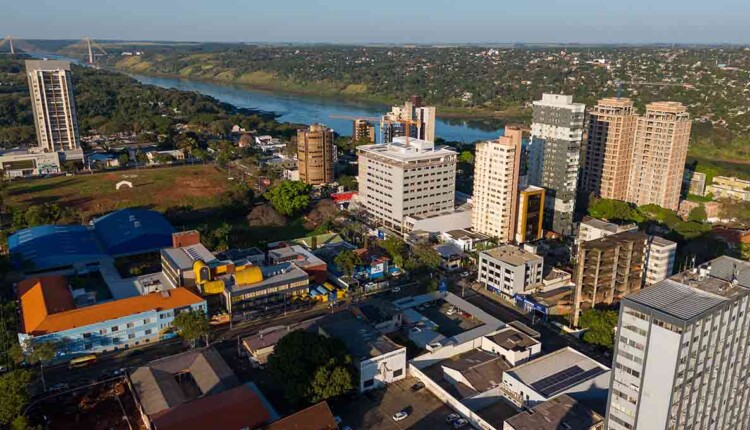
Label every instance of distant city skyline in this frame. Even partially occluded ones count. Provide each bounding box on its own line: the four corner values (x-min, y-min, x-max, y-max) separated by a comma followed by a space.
3, 0, 750, 45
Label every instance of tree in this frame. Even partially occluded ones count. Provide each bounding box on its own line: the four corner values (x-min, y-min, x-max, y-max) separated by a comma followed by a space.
117, 153, 130, 167
0, 370, 32, 425
238, 134, 254, 147
172, 310, 210, 348
578, 309, 619, 349
267, 330, 353, 405
247, 204, 286, 227
688, 205, 707, 222
588, 198, 644, 223
334, 250, 363, 277
264, 180, 312, 216
10, 340, 58, 393
304, 199, 339, 230
380, 236, 406, 260
337, 175, 358, 191
413, 243, 442, 271
458, 150, 474, 165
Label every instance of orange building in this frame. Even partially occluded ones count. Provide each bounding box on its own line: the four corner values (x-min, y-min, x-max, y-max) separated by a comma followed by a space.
298, 124, 335, 185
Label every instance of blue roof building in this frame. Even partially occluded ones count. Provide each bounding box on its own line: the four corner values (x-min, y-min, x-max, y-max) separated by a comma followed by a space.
8, 209, 176, 272
8, 225, 106, 271
92, 208, 175, 256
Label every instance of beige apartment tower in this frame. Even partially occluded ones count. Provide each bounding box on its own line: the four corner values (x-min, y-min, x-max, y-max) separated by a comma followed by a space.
472, 126, 523, 242
352, 119, 375, 144
627, 102, 691, 210
297, 124, 335, 185
581, 98, 638, 200
25, 60, 80, 152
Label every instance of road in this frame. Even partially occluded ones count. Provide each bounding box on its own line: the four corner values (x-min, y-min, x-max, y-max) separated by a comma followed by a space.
448, 279, 611, 366
40, 280, 424, 390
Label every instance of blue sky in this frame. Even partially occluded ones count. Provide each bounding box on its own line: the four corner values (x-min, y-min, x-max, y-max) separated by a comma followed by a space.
4, 0, 748, 44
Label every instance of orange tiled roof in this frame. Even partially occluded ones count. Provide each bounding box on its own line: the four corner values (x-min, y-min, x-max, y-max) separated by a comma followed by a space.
18, 276, 76, 335
18, 283, 204, 336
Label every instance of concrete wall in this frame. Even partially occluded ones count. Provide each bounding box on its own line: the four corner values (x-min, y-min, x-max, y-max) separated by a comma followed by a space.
359, 347, 407, 392
634, 324, 680, 430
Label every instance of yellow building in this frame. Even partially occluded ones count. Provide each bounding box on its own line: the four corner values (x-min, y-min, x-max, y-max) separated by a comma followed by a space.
516, 186, 545, 243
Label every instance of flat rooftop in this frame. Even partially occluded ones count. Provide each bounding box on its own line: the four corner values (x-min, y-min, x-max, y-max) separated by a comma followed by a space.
624, 256, 750, 322
650, 235, 677, 247
441, 349, 509, 393
358, 137, 457, 162
504, 394, 604, 430
444, 228, 489, 241
318, 311, 402, 360
580, 230, 647, 251
487, 327, 539, 351
579, 216, 628, 233
505, 348, 608, 399
481, 245, 542, 266
225, 263, 309, 294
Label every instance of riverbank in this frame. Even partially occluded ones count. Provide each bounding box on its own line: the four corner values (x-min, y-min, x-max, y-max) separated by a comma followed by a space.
109, 61, 530, 122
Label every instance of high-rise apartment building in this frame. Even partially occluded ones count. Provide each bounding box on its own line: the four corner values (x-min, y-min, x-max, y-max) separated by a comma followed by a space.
472, 126, 523, 242
352, 119, 375, 144
606, 256, 750, 430
297, 124, 335, 185
644, 236, 677, 286
580, 98, 638, 200
627, 102, 691, 211
528, 94, 585, 236
572, 230, 647, 327
357, 137, 456, 232
25, 60, 81, 152
381, 96, 436, 143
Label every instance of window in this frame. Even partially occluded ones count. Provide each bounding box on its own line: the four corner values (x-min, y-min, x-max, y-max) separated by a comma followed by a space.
127, 323, 134, 329
128, 334, 135, 339
145, 329, 152, 335
82, 333, 92, 339
363, 379, 375, 388
392, 368, 403, 378
111, 326, 119, 332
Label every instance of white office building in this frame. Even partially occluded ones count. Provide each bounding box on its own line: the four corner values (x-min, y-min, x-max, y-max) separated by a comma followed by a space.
478, 245, 543, 299
644, 236, 677, 286
606, 256, 750, 430
358, 137, 456, 233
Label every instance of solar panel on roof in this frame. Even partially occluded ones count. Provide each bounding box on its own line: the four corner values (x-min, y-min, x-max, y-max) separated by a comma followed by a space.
530, 365, 606, 398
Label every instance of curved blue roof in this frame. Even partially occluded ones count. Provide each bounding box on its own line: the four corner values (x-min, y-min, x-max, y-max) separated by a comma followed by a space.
92, 208, 175, 256
8, 225, 105, 270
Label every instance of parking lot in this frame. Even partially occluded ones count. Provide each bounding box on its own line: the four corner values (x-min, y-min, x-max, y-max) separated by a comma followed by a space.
331, 376, 455, 429
419, 302, 483, 337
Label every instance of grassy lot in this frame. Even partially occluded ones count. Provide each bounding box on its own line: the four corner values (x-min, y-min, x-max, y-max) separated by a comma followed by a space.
6, 165, 232, 219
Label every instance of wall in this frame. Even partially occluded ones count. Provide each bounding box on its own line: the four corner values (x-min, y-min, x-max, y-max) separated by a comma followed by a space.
404, 208, 472, 234
360, 347, 407, 392
633, 324, 681, 430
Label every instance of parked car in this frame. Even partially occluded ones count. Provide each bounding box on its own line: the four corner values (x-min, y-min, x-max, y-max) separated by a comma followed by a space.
453, 418, 468, 428
334, 416, 342, 426
409, 327, 422, 334
446, 307, 457, 316
391, 286, 401, 293
459, 272, 469, 278
393, 411, 409, 422
410, 382, 425, 392
445, 413, 461, 424
49, 383, 69, 393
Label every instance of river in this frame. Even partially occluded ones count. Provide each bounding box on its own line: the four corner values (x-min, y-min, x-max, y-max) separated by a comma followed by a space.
127, 73, 506, 143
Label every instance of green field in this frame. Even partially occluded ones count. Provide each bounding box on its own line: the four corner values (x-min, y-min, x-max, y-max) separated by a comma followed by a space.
6, 165, 232, 218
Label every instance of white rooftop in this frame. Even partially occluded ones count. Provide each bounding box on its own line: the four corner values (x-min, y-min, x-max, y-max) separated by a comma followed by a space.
359, 137, 457, 162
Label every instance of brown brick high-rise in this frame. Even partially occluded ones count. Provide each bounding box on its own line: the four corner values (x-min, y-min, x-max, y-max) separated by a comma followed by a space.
298, 124, 335, 185
581, 98, 638, 201
627, 102, 691, 210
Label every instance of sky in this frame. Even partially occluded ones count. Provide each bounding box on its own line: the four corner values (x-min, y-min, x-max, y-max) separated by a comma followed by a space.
4, 0, 749, 45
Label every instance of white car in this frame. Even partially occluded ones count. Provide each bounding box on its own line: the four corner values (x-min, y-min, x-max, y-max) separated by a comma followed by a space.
391, 287, 401, 293
446, 307, 457, 316
459, 272, 469, 278
392, 411, 409, 422
453, 418, 468, 428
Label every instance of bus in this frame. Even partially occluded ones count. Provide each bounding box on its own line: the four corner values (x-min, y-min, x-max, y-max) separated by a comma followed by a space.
69, 355, 97, 369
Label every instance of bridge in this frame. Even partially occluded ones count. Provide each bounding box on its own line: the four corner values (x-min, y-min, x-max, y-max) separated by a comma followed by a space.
0, 36, 108, 64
